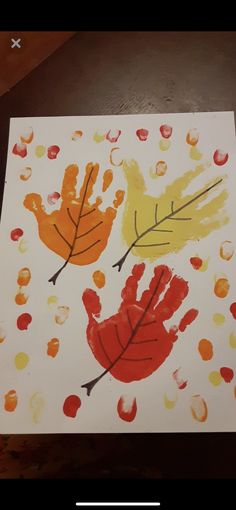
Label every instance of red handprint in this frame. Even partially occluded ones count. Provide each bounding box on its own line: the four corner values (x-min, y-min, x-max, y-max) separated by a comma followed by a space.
82, 263, 198, 395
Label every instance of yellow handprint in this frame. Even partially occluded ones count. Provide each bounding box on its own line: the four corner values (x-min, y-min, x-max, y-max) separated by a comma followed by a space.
113, 160, 228, 271
24, 163, 124, 284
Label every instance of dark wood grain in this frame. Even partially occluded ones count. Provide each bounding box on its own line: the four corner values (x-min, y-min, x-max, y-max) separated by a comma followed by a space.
0, 31, 236, 479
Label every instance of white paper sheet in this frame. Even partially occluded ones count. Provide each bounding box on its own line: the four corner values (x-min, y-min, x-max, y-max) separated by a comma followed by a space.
0, 112, 236, 432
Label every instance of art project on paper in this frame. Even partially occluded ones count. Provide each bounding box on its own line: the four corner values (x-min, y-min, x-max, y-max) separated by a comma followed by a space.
0, 112, 236, 432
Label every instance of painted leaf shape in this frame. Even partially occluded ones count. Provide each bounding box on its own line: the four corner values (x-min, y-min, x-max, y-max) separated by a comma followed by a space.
82, 263, 198, 395
24, 163, 124, 284
113, 160, 228, 271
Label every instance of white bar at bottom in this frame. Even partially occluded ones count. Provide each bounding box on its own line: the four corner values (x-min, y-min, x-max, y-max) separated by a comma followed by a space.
76, 503, 160, 507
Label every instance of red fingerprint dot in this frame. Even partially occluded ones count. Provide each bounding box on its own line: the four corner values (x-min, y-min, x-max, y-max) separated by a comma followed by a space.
160, 124, 173, 139
10, 228, 24, 241
16, 313, 32, 330
47, 145, 60, 159
117, 395, 137, 422
220, 367, 234, 383
230, 302, 236, 319
136, 129, 149, 141
63, 395, 81, 418
213, 150, 229, 166
12, 143, 27, 158
190, 257, 202, 270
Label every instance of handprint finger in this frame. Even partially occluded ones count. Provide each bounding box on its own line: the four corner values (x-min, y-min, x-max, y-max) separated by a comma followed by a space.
167, 307, 199, 344
181, 177, 226, 209
165, 164, 204, 201
61, 164, 78, 203
113, 190, 125, 209
139, 265, 172, 309
24, 193, 48, 221
154, 275, 189, 320
102, 169, 113, 192
79, 163, 99, 204
123, 160, 146, 195
196, 189, 228, 220
82, 289, 101, 322
178, 308, 199, 332
105, 190, 125, 222
119, 263, 145, 311
195, 215, 229, 239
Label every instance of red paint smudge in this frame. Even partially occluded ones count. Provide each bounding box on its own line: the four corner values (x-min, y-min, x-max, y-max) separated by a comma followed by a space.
178, 309, 199, 332
47, 145, 60, 159
136, 129, 149, 141
17, 313, 32, 330
63, 395, 81, 418
117, 395, 137, 422
230, 302, 236, 319
10, 228, 24, 241
220, 367, 234, 383
190, 257, 202, 270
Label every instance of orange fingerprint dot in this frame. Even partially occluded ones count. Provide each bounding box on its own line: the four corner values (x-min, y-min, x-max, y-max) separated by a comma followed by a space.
214, 278, 230, 298
15, 290, 28, 305
4, 390, 18, 412
156, 160, 167, 176
113, 190, 125, 208
186, 128, 199, 146
71, 130, 83, 141
93, 270, 105, 289
220, 240, 234, 261
102, 169, 113, 192
190, 395, 208, 422
20, 127, 34, 144
17, 267, 31, 286
47, 338, 60, 358
198, 339, 213, 361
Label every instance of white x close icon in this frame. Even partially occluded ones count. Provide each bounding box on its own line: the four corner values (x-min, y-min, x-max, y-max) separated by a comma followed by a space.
11, 38, 21, 49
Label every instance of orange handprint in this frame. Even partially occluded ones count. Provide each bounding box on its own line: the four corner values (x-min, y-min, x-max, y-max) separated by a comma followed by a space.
24, 163, 124, 284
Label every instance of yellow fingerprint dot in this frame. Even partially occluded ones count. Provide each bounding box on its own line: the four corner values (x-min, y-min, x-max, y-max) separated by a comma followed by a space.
229, 332, 236, 348
189, 146, 202, 161
93, 131, 105, 143
163, 393, 177, 409
35, 145, 46, 158
15, 352, 29, 370
213, 313, 225, 325
159, 139, 171, 151
30, 392, 44, 424
18, 239, 28, 253
209, 371, 222, 386
47, 295, 58, 308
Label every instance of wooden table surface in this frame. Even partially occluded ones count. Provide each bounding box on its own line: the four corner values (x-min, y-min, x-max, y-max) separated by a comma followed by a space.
0, 31, 236, 479
0, 31, 76, 97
